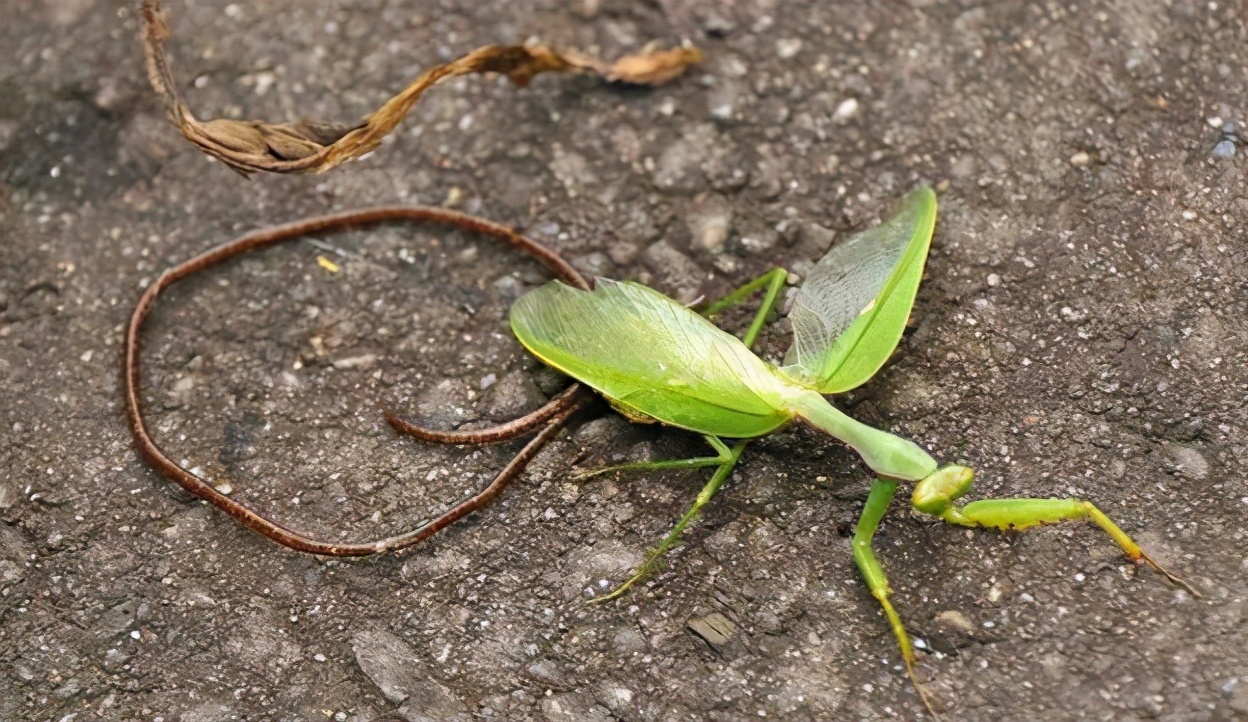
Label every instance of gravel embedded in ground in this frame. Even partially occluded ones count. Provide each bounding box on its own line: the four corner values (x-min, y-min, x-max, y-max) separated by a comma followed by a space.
2, 1, 1247, 720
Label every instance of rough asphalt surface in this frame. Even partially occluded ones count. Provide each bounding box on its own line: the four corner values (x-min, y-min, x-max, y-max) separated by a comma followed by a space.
3, 1, 1247, 720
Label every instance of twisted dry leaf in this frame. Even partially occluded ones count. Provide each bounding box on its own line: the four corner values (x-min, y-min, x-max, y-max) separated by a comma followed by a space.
140, 0, 701, 176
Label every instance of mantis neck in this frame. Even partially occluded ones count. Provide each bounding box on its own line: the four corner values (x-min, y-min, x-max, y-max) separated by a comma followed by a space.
785, 388, 938, 482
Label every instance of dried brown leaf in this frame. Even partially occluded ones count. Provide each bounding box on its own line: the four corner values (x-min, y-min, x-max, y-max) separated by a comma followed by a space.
139, 0, 700, 176
594, 44, 705, 85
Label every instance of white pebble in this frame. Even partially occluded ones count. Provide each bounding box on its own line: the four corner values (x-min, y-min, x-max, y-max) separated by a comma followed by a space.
832, 98, 860, 123
776, 38, 803, 59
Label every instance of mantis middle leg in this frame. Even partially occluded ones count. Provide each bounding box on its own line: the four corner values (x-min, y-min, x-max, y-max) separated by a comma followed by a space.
571, 436, 735, 481
593, 439, 748, 602
591, 270, 785, 599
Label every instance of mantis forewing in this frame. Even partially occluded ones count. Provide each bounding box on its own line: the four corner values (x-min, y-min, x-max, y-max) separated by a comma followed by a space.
782, 187, 937, 393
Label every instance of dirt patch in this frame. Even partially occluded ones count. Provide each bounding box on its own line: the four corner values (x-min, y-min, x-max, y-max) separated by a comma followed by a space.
2, 1, 1246, 720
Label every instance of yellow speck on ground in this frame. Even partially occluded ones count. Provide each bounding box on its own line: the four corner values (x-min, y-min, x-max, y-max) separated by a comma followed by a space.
316, 255, 341, 273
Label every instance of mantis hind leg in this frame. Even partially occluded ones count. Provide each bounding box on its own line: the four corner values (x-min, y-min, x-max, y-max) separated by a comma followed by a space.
852, 478, 940, 716
912, 466, 1197, 595
588, 271, 783, 598
700, 268, 787, 349
572, 435, 733, 481
592, 440, 748, 602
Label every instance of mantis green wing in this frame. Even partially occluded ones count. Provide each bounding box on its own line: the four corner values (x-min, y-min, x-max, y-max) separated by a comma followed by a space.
781, 186, 937, 394
510, 279, 793, 439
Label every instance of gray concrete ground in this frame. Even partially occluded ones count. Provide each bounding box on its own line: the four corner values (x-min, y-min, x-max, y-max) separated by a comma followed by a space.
2, 1, 1247, 720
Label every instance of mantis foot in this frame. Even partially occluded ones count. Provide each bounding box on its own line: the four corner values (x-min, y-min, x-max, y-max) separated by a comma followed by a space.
588, 550, 668, 604
852, 478, 944, 718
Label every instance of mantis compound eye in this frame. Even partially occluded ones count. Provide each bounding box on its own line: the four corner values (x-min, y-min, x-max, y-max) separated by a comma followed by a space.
910, 465, 975, 516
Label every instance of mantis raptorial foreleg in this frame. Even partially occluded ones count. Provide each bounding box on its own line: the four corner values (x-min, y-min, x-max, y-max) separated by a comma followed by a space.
851, 464, 1196, 716
590, 270, 785, 600
911, 466, 1197, 595
852, 478, 940, 716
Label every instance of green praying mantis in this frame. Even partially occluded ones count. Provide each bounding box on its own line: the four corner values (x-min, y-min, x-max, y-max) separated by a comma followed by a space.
125, 188, 1194, 715
508, 186, 1195, 710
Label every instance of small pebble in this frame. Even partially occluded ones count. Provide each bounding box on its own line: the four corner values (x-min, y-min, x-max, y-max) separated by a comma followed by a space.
571, 252, 613, 278
491, 275, 525, 303
686, 193, 733, 253
1230, 682, 1248, 715
1070, 151, 1091, 167
776, 38, 803, 59
688, 613, 739, 655
934, 610, 975, 633
1212, 139, 1236, 158
483, 371, 546, 419
832, 98, 860, 123
332, 354, 377, 370
642, 241, 703, 304
702, 13, 736, 36
1168, 445, 1209, 480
